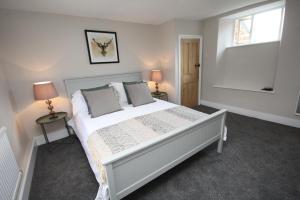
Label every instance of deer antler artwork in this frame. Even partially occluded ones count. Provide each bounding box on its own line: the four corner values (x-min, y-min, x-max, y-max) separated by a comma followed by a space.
92, 38, 113, 56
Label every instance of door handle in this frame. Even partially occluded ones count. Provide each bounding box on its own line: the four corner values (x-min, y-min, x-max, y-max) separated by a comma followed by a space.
195, 64, 200, 68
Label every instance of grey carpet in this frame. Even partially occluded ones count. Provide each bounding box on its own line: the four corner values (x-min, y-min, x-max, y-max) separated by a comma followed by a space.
29, 105, 300, 200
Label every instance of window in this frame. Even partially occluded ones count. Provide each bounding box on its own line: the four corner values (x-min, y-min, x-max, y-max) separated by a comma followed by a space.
233, 7, 284, 45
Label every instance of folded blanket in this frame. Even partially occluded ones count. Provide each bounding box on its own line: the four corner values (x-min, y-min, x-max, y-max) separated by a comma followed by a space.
87, 106, 206, 184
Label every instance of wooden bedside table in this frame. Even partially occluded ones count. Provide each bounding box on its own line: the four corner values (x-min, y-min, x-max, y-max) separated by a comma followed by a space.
36, 112, 71, 144
151, 92, 168, 101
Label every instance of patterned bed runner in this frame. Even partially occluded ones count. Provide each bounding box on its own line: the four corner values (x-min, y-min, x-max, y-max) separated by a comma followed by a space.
87, 106, 206, 184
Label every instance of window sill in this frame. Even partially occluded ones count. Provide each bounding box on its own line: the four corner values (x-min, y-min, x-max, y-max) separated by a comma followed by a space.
213, 85, 275, 94
227, 40, 280, 49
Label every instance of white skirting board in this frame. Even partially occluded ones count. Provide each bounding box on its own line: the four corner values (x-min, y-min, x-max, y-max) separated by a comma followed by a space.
35, 129, 71, 146
201, 100, 300, 128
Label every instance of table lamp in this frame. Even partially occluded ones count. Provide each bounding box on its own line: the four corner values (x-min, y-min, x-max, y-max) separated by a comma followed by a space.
151, 69, 162, 94
33, 81, 58, 118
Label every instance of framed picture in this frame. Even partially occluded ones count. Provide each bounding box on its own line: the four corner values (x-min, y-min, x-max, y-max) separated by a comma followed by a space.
85, 30, 120, 64
296, 90, 300, 116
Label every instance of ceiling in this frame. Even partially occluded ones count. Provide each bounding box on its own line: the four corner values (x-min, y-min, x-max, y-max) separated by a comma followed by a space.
0, 0, 267, 24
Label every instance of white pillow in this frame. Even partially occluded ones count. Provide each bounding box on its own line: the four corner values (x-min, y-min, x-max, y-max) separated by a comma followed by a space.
109, 82, 128, 107
72, 90, 89, 116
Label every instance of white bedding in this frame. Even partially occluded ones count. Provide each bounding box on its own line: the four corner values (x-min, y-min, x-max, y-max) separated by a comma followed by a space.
75, 99, 180, 143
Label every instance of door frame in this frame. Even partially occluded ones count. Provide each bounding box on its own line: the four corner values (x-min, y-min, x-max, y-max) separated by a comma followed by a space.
177, 34, 203, 105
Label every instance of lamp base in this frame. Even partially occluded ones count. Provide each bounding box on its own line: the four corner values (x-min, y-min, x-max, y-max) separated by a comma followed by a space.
46, 99, 57, 118
155, 82, 160, 94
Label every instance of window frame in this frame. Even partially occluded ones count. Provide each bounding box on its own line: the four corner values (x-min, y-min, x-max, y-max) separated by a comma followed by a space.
233, 6, 285, 46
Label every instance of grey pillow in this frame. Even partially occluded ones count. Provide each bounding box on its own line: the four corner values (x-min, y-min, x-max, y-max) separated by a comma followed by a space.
81, 84, 109, 92
123, 81, 144, 104
81, 86, 122, 118
125, 82, 155, 107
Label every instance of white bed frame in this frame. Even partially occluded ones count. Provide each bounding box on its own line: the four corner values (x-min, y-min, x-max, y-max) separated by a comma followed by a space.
64, 72, 227, 200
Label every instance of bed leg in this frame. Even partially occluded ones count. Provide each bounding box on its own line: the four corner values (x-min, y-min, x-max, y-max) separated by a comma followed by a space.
217, 138, 223, 153
217, 111, 226, 154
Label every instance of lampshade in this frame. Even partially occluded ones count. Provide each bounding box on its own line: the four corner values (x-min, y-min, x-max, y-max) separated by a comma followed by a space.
33, 81, 58, 100
151, 70, 162, 83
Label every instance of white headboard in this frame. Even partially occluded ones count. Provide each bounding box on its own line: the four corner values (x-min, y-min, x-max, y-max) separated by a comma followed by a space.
64, 72, 142, 97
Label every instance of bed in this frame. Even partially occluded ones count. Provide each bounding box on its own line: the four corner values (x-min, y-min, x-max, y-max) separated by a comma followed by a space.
64, 72, 227, 200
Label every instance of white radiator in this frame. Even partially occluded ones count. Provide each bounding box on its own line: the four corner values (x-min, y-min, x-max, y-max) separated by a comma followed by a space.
0, 127, 22, 200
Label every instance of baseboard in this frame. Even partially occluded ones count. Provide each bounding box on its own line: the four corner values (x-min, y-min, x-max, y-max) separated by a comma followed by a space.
17, 140, 37, 200
201, 100, 300, 128
35, 129, 71, 146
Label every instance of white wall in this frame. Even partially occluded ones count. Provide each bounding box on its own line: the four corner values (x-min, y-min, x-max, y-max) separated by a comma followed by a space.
0, 66, 31, 171
215, 12, 280, 91
215, 18, 235, 85
0, 10, 162, 168
158, 20, 176, 102
201, 0, 300, 120
221, 42, 279, 90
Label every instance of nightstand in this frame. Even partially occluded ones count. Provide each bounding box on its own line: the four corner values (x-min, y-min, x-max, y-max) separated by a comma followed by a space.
36, 112, 72, 144
151, 92, 168, 101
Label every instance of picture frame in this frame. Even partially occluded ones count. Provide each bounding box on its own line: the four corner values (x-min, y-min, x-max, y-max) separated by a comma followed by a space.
85, 30, 120, 64
295, 90, 300, 116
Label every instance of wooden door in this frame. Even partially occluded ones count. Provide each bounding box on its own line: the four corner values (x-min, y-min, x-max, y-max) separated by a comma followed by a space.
181, 39, 200, 108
